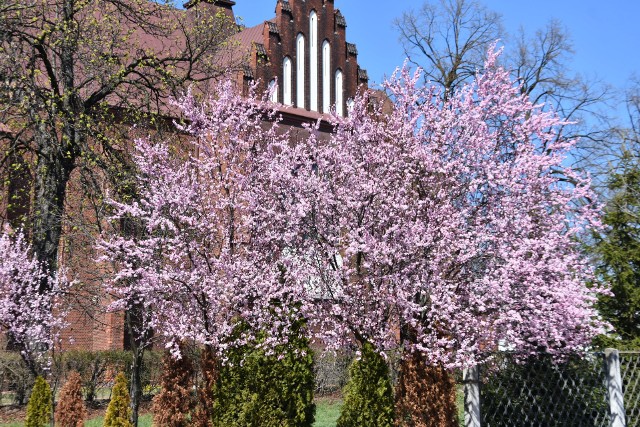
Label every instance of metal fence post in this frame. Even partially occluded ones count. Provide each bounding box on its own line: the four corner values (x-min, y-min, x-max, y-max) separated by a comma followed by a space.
464, 365, 481, 427
605, 348, 627, 427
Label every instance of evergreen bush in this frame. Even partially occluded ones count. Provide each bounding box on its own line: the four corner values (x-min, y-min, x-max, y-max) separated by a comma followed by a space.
25, 376, 52, 427
55, 371, 87, 427
336, 342, 394, 427
103, 372, 133, 427
152, 350, 195, 426
212, 315, 316, 427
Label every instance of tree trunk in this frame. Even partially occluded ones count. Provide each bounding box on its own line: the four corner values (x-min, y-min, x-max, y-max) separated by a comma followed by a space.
395, 351, 458, 427
129, 346, 143, 427
193, 346, 219, 427
125, 308, 147, 427
31, 128, 75, 287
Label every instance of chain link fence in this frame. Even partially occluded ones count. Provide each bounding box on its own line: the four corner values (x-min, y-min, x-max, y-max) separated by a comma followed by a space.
465, 350, 640, 426
478, 353, 609, 426
621, 352, 640, 427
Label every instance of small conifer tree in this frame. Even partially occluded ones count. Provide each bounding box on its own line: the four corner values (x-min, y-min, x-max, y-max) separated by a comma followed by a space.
55, 371, 87, 427
103, 372, 133, 427
337, 342, 394, 427
212, 315, 315, 427
152, 349, 195, 427
25, 376, 52, 427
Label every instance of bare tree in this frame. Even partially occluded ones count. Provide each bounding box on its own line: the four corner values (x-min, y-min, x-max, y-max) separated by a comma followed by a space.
395, 0, 503, 94
579, 78, 640, 195
395, 0, 612, 180
0, 0, 242, 280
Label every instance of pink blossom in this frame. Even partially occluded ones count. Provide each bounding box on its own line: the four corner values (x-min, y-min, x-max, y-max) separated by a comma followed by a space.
0, 230, 68, 370
99, 50, 606, 367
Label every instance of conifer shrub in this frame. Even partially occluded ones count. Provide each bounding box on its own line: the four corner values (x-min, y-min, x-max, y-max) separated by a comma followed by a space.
103, 372, 133, 427
55, 371, 87, 427
25, 376, 52, 427
212, 315, 316, 427
152, 349, 195, 427
336, 342, 394, 427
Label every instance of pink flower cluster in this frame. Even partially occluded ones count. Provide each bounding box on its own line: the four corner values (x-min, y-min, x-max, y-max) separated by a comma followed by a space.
98, 50, 607, 366
0, 231, 67, 367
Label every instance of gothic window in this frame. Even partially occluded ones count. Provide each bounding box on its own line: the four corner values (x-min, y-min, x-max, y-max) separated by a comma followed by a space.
309, 11, 318, 112
283, 57, 292, 106
322, 40, 331, 113
296, 33, 305, 109
335, 69, 344, 116
269, 79, 278, 103
347, 97, 355, 114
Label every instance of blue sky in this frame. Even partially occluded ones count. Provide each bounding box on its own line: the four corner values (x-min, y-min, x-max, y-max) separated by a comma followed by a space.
233, 0, 640, 92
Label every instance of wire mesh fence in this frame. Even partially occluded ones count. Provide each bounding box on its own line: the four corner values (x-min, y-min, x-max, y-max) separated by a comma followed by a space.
621, 351, 640, 427
479, 353, 610, 427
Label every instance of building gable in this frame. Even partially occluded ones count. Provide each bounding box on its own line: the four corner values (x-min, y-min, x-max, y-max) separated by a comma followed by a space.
237, 0, 368, 117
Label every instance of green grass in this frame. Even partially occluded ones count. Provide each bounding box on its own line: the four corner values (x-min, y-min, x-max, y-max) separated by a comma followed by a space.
0, 414, 153, 427
0, 400, 338, 427
314, 398, 343, 427
457, 385, 465, 426
84, 413, 153, 427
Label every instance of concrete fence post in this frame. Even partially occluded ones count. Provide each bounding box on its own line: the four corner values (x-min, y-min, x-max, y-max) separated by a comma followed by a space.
463, 365, 481, 427
605, 348, 626, 427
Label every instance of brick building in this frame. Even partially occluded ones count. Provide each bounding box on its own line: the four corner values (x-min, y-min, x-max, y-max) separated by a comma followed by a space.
230, 0, 368, 117
3, 0, 369, 351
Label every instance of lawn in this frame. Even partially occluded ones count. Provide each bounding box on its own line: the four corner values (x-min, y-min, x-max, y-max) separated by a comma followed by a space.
0, 399, 342, 427
0, 414, 154, 427
315, 398, 343, 427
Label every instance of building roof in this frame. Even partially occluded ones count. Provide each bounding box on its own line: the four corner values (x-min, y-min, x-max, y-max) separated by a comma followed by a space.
234, 22, 266, 52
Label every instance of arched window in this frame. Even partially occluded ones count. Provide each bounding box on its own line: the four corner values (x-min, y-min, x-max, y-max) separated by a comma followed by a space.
309, 11, 318, 112
283, 57, 292, 106
346, 97, 355, 114
268, 79, 278, 103
335, 69, 344, 116
296, 33, 305, 109
322, 40, 331, 113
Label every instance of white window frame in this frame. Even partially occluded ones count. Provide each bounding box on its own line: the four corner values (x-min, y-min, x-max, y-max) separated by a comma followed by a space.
283, 57, 293, 106
309, 11, 318, 112
322, 40, 331, 113
268, 79, 278, 103
296, 33, 306, 109
335, 69, 344, 116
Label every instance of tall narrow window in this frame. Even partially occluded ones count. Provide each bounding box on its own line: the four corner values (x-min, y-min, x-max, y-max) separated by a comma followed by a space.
268, 79, 278, 103
346, 97, 355, 114
309, 11, 318, 112
335, 69, 344, 116
296, 33, 306, 109
283, 57, 292, 106
322, 41, 331, 113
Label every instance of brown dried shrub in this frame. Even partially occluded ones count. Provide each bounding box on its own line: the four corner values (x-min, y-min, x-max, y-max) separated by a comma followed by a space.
395, 352, 458, 427
152, 350, 195, 427
192, 347, 219, 427
55, 371, 86, 427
